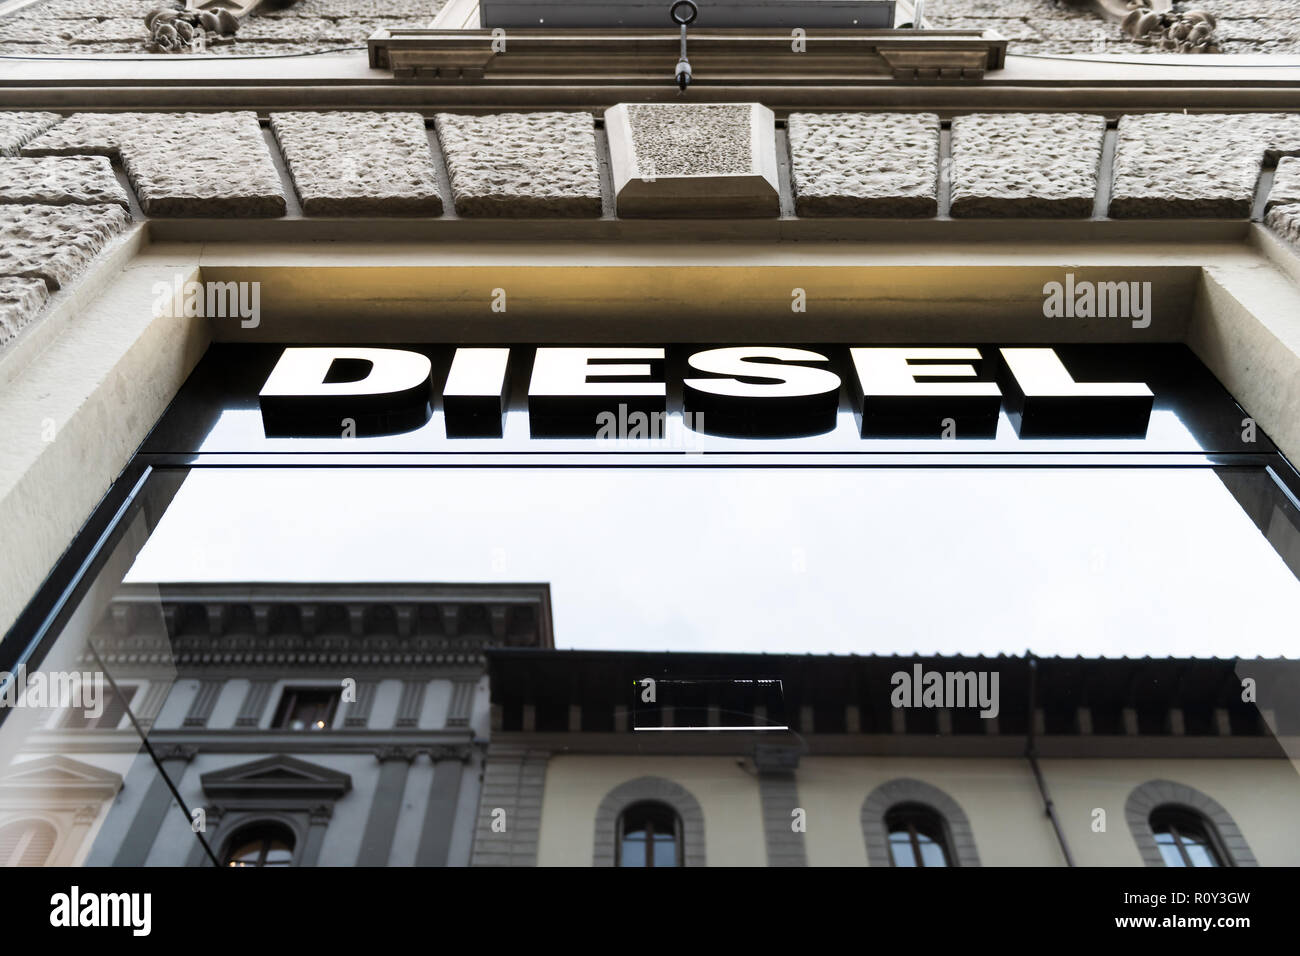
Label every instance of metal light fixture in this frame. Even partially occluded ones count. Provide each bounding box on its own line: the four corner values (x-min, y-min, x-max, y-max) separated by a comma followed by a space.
671, 0, 698, 91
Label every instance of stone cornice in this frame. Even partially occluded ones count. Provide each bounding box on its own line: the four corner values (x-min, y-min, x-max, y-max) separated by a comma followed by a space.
30, 728, 478, 755
368, 27, 1007, 83
5, 55, 1300, 111
488, 730, 1299, 760
90, 581, 554, 655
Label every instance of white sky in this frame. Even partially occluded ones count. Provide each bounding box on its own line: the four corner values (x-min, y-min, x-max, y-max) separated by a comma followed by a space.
125, 467, 1300, 659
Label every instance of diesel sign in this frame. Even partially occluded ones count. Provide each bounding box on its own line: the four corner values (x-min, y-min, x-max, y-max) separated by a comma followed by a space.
256, 345, 1155, 440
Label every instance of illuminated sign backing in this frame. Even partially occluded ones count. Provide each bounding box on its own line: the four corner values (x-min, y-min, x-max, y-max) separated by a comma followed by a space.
257, 345, 1155, 440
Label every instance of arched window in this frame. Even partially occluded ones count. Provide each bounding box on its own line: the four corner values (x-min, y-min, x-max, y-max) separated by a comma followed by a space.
1125, 780, 1256, 867
1149, 807, 1224, 867
862, 779, 980, 867
885, 803, 951, 867
0, 819, 57, 867
223, 822, 295, 867
617, 801, 681, 868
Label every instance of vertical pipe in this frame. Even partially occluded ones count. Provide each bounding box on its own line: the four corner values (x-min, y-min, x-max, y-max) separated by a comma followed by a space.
1026, 654, 1076, 867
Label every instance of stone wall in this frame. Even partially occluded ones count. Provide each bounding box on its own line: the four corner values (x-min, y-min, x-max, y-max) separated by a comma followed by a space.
0, 0, 444, 57
4, 0, 1300, 57
5, 106, 1300, 345
927, 0, 1300, 56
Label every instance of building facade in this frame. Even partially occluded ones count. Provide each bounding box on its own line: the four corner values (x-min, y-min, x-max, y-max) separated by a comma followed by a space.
0, 0, 1297, 869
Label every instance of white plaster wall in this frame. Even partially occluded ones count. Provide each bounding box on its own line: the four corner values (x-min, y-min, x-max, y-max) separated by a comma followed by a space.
1040, 757, 1300, 867
797, 756, 1060, 866
536, 755, 766, 866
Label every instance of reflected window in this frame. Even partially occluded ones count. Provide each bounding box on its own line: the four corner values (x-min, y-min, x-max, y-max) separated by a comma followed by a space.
886, 803, 951, 867
1151, 807, 1223, 867
617, 802, 680, 868
0, 819, 57, 867
62, 685, 136, 730
273, 687, 339, 731
223, 823, 295, 867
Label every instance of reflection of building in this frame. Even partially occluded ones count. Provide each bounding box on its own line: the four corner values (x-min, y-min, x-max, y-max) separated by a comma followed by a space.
0, 582, 552, 867
475, 650, 1300, 866
2, 590, 1299, 868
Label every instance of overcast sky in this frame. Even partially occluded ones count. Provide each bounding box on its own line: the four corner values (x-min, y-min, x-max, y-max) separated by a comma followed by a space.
125, 466, 1300, 659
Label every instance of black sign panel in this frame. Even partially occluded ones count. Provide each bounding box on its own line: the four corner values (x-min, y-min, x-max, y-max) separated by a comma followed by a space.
141, 343, 1274, 457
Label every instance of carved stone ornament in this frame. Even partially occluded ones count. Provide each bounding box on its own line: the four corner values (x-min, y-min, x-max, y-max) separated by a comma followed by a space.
144, 0, 298, 53
1065, 0, 1219, 54
1120, 2, 1219, 53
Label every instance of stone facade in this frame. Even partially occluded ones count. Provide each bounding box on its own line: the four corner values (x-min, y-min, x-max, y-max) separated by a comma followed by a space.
0, 0, 445, 57
5, 0, 1300, 58
22, 112, 286, 217
926, 0, 1300, 56
3, 104, 1300, 348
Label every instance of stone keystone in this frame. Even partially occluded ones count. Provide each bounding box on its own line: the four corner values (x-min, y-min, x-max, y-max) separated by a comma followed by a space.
604, 103, 780, 218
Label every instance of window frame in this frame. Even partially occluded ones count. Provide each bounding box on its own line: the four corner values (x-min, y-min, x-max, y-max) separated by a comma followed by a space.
272, 686, 341, 732
615, 800, 683, 868
1149, 805, 1228, 868
59, 683, 138, 731
221, 821, 297, 868
884, 802, 952, 868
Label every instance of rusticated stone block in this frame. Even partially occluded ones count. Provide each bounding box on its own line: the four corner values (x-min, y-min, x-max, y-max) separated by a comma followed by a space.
1267, 156, 1300, 210
1109, 113, 1300, 218
0, 156, 130, 208
605, 103, 778, 218
434, 111, 601, 217
23, 112, 285, 217
0, 203, 131, 290
255, 0, 443, 16
11, 0, 162, 17
0, 112, 61, 158
787, 112, 939, 217
1265, 202, 1300, 249
271, 111, 443, 216
950, 112, 1105, 217
18, 112, 145, 157
0, 276, 50, 347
